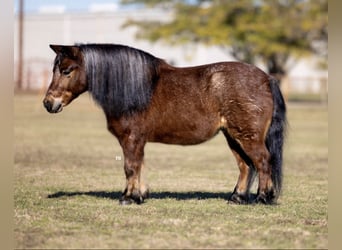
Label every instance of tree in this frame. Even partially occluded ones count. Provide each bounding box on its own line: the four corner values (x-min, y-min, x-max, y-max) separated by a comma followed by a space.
122, 0, 327, 83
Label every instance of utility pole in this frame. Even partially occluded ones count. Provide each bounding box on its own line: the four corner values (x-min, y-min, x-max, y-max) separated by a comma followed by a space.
17, 0, 24, 90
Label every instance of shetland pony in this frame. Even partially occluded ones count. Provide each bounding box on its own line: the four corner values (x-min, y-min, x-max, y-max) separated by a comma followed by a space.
43, 44, 286, 205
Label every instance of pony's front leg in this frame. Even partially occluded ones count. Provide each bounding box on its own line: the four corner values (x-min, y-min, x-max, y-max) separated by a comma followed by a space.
119, 134, 147, 205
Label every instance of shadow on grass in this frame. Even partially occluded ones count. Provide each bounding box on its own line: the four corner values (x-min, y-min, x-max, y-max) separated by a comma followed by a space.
47, 190, 232, 201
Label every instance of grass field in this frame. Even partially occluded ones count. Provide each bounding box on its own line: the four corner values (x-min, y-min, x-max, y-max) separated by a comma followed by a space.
14, 93, 328, 249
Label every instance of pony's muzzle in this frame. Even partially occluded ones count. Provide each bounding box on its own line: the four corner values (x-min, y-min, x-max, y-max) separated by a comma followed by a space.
43, 96, 63, 113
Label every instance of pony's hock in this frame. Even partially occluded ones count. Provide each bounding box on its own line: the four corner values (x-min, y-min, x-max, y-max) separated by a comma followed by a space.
43, 43, 287, 205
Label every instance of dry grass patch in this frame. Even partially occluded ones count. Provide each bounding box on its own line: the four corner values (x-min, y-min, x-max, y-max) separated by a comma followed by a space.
14, 94, 327, 249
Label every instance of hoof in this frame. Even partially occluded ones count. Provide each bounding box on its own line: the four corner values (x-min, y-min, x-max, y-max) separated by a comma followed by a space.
134, 196, 144, 205
253, 191, 277, 205
119, 189, 145, 205
119, 197, 134, 205
253, 194, 268, 204
141, 188, 150, 200
131, 189, 144, 204
228, 192, 249, 205
119, 196, 144, 205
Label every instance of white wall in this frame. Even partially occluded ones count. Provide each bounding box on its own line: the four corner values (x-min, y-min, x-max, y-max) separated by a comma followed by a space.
14, 9, 327, 92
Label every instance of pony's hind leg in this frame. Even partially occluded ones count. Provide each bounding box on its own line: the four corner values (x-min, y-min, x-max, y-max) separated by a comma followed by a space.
237, 140, 276, 204
223, 130, 256, 204
251, 148, 275, 204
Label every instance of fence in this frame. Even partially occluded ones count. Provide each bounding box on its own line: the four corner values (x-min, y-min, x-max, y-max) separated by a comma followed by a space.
15, 58, 328, 103
14, 58, 51, 92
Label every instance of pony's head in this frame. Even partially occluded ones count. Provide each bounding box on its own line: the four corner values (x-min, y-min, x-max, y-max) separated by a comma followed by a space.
43, 45, 87, 113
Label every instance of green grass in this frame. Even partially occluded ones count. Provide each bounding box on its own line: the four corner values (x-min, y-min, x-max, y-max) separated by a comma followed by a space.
287, 93, 327, 103
14, 94, 328, 249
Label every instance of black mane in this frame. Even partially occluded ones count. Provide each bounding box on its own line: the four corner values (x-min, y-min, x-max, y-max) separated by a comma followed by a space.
78, 44, 160, 118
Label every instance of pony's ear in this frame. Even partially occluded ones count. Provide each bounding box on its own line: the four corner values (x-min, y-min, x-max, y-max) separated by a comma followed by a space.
49, 44, 80, 59
49, 44, 64, 54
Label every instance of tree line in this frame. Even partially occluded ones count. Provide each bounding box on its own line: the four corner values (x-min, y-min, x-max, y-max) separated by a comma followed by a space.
122, 0, 327, 84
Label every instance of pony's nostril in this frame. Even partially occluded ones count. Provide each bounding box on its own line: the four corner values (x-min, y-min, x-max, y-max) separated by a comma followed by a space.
43, 98, 53, 112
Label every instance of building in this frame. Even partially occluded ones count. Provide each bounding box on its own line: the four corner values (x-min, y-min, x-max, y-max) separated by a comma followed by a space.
14, 5, 327, 95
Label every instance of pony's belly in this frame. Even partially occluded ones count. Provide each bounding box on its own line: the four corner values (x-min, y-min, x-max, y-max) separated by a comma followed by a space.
148, 124, 220, 145
149, 134, 214, 145
146, 108, 223, 145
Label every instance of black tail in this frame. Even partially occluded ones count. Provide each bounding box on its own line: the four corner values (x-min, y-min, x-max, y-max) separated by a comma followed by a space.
266, 77, 287, 200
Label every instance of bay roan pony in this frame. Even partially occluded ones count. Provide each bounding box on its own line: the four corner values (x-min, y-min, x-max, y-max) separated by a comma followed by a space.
43, 44, 286, 205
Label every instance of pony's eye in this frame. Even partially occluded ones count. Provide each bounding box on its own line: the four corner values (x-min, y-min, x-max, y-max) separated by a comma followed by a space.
62, 69, 71, 75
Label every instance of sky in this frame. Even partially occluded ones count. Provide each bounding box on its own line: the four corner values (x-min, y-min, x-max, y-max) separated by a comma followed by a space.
14, 0, 135, 13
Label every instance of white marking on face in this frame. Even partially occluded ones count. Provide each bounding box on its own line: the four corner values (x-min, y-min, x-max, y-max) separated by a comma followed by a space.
52, 97, 63, 113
